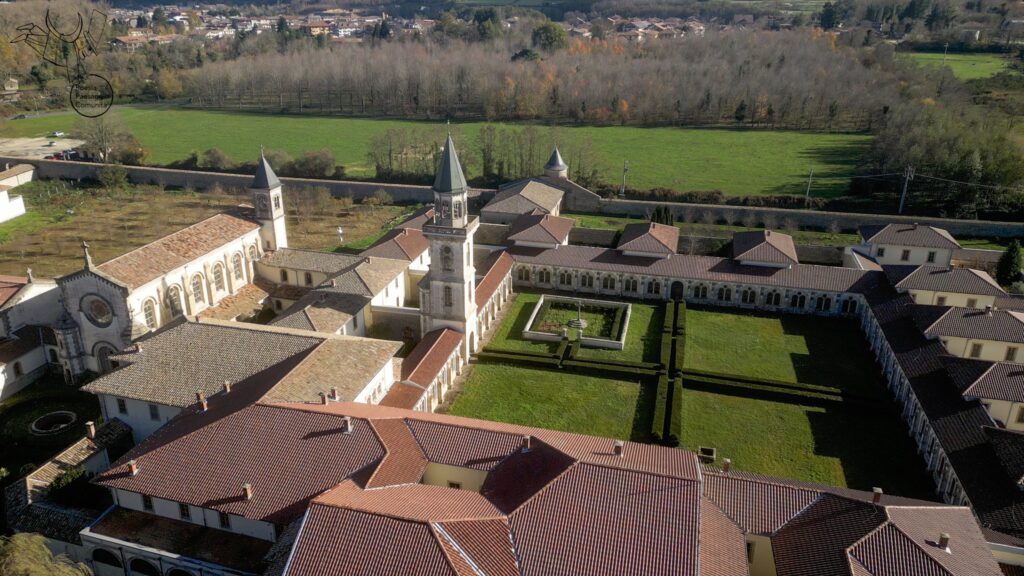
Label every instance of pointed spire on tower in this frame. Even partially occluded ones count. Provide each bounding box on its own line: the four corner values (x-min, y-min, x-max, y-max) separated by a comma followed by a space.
252, 147, 280, 190
81, 241, 93, 270
544, 146, 569, 179
433, 133, 468, 195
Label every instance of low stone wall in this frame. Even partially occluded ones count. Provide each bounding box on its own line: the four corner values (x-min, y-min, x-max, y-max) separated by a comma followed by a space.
561, 189, 1024, 239
952, 248, 1002, 269
1, 156, 442, 204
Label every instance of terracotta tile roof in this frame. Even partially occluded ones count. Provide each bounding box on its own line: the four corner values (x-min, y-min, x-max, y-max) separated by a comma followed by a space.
698, 498, 749, 576
396, 206, 436, 230
913, 306, 1024, 344
509, 245, 882, 294
475, 251, 514, 305
732, 230, 799, 266
510, 463, 701, 575
285, 505, 458, 576
507, 212, 574, 245
398, 328, 462, 387
618, 222, 679, 255
317, 479, 504, 522
365, 418, 428, 488
0, 325, 42, 363
953, 361, 1024, 404
885, 265, 1005, 297
985, 427, 1024, 489
860, 224, 961, 250
484, 179, 564, 216
261, 248, 365, 274
378, 381, 428, 410
436, 519, 520, 576
261, 337, 401, 404
0, 164, 34, 180
850, 249, 883, 271
95, 404, 385, 525
197, 282, 269, 321
407, 419, 525, 471
702, 471, 820, 535
772, 494, 888, 576
84, 320, 324, 407
361, 227, 430, 261
96, 211, 260, 289
0, 275, 27, 308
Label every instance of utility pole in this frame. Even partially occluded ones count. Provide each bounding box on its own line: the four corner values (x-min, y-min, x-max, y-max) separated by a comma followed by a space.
941, 42, 950, 66
898, 166, 914, 214
618, 160, 629, 197
804, 169, 814, 207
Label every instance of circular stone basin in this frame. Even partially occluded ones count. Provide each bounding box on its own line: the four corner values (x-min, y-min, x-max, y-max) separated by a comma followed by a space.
567, 318, 589, 329
30, 411, 78, 436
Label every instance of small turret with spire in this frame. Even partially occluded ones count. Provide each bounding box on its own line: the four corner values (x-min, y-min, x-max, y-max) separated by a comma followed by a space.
431, 132, 469, 228
544, 146, 568, 179
249, 147, 288, 251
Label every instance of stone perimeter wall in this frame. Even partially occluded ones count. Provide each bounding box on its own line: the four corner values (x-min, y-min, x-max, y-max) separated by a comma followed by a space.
7, 157, 1022, 241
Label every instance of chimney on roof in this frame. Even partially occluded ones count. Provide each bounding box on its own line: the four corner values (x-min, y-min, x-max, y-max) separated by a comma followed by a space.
872, 487, 883, 505
128, 460, 139, 476
765, 230, 771, 236
330, 387, 339, 401
937, 533, 951, 551
320, 391, 328, 405
242, 483, 253, 501
223, 380, 232, 394
722, 458, 731, 473
85, 421, 96, 440
522, 435, 532, 453
330, 279, 337, 287
134, 342, 143, 353
196, 391, 208, 412
613, 440, 624, 457
342, 416, 353, 434
26, 267, 33, 283
986, 305, 993, 316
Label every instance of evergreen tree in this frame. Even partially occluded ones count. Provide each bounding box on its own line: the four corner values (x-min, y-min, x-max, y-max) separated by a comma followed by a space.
820, 2, 838, 29
996, 240, 1023, 286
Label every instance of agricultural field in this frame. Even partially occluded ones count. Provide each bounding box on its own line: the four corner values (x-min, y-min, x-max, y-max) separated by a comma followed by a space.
679, 306, 935, 497
905, 51, 1011, 81
0, 180, 410, 278
0, 106, 871, 197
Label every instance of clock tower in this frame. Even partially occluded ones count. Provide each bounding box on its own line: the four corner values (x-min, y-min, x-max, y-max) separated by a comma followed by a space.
421, 134, 479, 356
250, 150, 288, 252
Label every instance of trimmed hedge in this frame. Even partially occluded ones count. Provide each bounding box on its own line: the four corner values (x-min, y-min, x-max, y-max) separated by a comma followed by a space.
476, 351, 561, 367
608, 305, 627, 342
483, 346, 559, 360
651, 300, 687, 445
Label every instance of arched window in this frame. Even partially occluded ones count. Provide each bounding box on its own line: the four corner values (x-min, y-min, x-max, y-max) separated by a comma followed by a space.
625, 278, 638, 292
129, 558, 160, 576
517, 267, 530, 281
167, 286, 183, 317
581, 274, 594, 289
717, 287, 732, 302
92, 549, 121, 567
143, 299, 158, 329
442, 247, 453, 272
693, 285, 708, 299
13, 362, 22, 378
559, 271, 571, 286
304, 272, 313, 286
647, 280, 661, 295
538, 269, 551, 284
213, 265, 225, 292
767, 291, 781, 306
453, 201, 462, 219
741, 288, 757, 304
602, 276, 615, 290
841, 299, 858, 314
441, 202, 450, 219
232, 253, 244, 280
791, 293, 806, 308
95, 344, 117, 373
191, 275, 205, 304
280, 269, 289, 283
443, 286, 453, 307
248, 245, 257, 262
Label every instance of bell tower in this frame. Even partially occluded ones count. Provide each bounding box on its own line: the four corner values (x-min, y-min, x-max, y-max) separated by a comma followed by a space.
250, 150, 288, 251
421, 134, 479, 355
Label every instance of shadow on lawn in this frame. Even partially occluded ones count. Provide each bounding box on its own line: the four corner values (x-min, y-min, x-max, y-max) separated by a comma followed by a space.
630, 379, 658, 443
640, 305, 666, 364
779, 315, 881, 396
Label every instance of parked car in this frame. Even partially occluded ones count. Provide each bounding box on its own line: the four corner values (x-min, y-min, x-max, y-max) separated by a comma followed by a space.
12, 114, 26, 120
50, 131, 65, 137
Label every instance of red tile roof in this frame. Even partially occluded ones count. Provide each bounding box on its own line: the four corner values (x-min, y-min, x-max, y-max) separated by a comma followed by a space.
475, 251, 514, 305
507, 213, 574, 245
860, 224, 961, 250
361, 227, 429, 261
732, 230, 799, 265
885, 265, 1005, 297
398, 328, 463, 388
0, 275, 27, 308
96, 211, 260, 289
617, 222, 679, 255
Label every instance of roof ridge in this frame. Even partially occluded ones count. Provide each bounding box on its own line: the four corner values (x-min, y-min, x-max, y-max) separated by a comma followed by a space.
191, 315, 328, 340
405, 328, 458, 382
432, 522, 487, 576
966, 268, 1004, 293
962, 362, 1001, 397
96, 211, 254, 270
850, 521, 955, 576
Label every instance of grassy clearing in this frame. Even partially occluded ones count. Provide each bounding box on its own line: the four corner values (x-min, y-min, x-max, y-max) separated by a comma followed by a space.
0, 106, 870, 196
0, 181, 407, 278
448, 363, 650, 440
906, 52, 1010, 80
530, 301, 619, 339
679, 306, 935, 497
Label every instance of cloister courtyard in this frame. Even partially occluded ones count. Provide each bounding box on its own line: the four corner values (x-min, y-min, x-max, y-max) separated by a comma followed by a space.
447, 292, 936, 499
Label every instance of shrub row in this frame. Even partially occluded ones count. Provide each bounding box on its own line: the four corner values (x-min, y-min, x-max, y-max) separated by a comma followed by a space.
651, 301, 687, 445
608, 306, 628, 342
476, 350, 561, 367
679, 367, 854, 398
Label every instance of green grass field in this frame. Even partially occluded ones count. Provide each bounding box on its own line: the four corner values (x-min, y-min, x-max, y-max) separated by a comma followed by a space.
448, 364, 651, 440
906, 52, 1010, 80
0, 106, 870, 196
680, 307, 935, 497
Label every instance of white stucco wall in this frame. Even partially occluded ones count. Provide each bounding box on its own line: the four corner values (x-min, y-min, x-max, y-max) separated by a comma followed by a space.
112, 489, 276, 541
98, 394, 180, 443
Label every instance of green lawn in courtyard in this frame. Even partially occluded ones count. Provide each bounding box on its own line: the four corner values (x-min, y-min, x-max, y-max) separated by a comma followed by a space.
1, 106, 869, 196
679, 306, 935, 497
448, 363, 651, 440
487, 292, 561, 355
